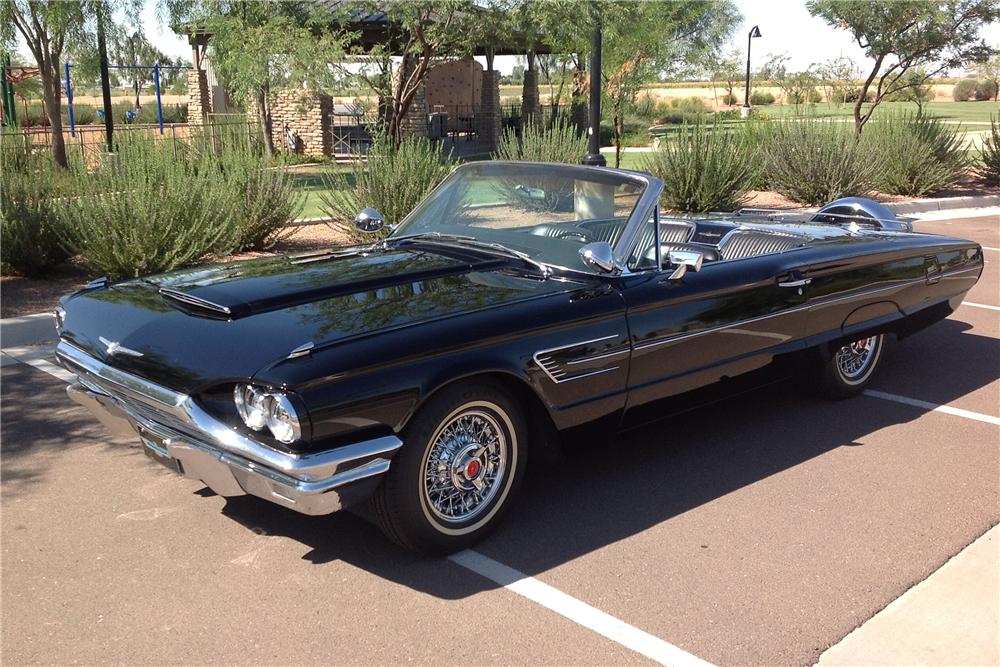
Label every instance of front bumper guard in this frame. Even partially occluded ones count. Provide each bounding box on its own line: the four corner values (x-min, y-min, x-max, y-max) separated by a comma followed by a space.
58, 342, 402, 516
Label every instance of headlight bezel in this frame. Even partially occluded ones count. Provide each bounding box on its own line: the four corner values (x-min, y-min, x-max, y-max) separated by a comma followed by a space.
233, 383, 305, 444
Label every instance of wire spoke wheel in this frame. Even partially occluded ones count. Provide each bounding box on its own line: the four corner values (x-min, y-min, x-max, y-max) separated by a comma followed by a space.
421, 406, 509, 524
835, 335, 881, 383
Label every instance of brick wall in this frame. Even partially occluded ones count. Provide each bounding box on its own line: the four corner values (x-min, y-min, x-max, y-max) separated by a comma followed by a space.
187, 68, 211, 124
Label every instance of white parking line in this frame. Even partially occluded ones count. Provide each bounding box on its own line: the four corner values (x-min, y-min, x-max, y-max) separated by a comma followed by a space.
449, 549, 716, 667
863, 390, 1000, 426
963, 302, 1000, 312
982, 247, 999, 252
2, 352, 75, 383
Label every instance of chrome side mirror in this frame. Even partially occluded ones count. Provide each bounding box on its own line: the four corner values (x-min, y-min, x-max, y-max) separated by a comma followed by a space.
354, 208, 385, 233
666, 250, 703, 281
579, 242, 617, 273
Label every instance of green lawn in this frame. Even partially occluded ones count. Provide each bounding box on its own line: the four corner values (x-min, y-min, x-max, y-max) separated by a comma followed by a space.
286, 166, 354, 219
757, 100, 999, 124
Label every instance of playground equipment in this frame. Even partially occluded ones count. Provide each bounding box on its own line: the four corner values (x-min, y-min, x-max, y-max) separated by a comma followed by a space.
1, 57, 189, 134
1, 55, 41, 127
64, 62, 189, 136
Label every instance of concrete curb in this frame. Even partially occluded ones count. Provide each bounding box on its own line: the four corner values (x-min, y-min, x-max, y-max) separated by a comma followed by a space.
0, 312, 58, 349
885, 194, 1000, 215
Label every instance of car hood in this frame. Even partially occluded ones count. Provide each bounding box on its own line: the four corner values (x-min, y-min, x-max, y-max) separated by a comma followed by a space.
60, 247, 582, 394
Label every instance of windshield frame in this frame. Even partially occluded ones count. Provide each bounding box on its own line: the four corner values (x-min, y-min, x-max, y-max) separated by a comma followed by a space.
388, 161, 664, 275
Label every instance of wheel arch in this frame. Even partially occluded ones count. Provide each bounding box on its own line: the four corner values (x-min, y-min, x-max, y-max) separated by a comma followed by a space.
406, 369, 563, 463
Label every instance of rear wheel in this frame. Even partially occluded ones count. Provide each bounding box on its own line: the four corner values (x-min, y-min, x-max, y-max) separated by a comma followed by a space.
372, 381, 526, 555
813, 334, 885, 399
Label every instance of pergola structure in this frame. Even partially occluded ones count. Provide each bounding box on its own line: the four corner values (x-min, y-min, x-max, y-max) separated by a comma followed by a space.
181, 9, 552, 157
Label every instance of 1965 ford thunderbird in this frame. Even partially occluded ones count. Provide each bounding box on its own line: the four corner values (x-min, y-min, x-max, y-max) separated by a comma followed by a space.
56, 161, 983, 554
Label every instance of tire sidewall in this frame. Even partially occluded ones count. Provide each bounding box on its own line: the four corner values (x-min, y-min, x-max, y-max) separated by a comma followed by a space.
379, 381, 527, 553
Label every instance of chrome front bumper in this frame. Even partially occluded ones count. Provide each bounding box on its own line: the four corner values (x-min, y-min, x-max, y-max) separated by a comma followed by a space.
57, 341, 402, 516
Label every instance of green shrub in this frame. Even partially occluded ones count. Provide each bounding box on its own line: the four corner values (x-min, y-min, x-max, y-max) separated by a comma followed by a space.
750, 91, 775, 105
844, 88, 874, 103
976, 116, 1000, 186
721, 92, 738, 106
319, 137, 454, 243
669, 96, 711, 114
499, 118, 586, 163
953, 79, 978, 101
975, 80, 998, 101
865, 112, 967, 196
634, 93, 659, 120
0, 134, 72, 276
58, 135, 234, 279
642, 122, 756, 213
193, 134, 302, 252
763, 120, 881, 205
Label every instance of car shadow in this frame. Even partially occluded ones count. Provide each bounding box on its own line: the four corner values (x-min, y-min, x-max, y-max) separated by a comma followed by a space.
215, 318, 999, 599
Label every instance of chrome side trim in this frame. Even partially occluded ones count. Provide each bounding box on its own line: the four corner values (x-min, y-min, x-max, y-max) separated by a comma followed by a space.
633, 274, 934, 352
533, 334, 620, 384
566, 348, 630, 365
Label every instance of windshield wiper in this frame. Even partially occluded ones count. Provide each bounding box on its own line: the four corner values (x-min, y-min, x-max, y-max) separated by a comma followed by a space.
388, 233, 550, 278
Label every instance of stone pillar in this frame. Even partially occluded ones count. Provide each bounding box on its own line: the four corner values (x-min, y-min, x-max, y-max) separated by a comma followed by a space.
187, 68, 211, 124
395, 56, 429, 140
269, 90, 332, 157
479, 69, 502, 152
521, 53, 540, 127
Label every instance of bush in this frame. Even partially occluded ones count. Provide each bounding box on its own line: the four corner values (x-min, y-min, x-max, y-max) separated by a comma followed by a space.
763, 120, 881, 205
193, 133, 302, 252
319, 137, 454, 244
669, 96, 710, 114
634, 93, 659, 120
498, 118, 586, 163
0, 134, 72, 276
721, 92, 738, 106
642, 122, 756, 213
750, 91, 775, 105
865, 112, 968, 196
844, 88, 874, 103
58, 135, 234, 279
953, 79, 978, 101
975, 80, 998, 101
976, 116, 1000, 186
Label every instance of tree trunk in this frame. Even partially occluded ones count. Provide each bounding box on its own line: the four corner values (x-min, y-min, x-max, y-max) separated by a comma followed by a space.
41, 53, 68, 168
256, 87, 275, 154
134, 81, 140, 108
570, 60, 588, 135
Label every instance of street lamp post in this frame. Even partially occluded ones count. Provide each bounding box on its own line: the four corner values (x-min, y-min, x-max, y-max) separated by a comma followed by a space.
582, 2, 606, 166
741, 25, 762, 118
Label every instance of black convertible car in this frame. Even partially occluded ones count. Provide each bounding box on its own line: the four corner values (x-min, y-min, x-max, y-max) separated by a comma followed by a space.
57, 162, 983, 554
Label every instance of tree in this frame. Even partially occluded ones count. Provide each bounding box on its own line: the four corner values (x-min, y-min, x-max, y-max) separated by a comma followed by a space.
816, 55, 859, 107
891, 68, 935, 110
374, 0, 479, 142
111, 29, 172, 108
975, 52, 1000, 100
710, 49, 743, 105
1, 1, 87, 167
807, 0, 1000, 135
169, 0, 350, 153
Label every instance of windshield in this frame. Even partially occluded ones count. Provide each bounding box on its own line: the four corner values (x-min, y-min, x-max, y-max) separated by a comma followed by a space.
391, 162, 647, 272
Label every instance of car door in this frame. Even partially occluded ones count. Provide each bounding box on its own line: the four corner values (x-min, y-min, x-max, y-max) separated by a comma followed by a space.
621, 246, 813, 427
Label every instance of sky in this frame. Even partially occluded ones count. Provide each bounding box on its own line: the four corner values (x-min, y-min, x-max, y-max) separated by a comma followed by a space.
19, 0, 1000, 78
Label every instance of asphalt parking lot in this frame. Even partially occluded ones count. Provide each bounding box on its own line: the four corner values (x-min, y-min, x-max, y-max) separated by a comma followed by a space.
2, 215, 997, 667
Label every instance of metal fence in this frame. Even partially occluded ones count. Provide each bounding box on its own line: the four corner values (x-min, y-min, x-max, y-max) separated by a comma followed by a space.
4, 119, 260, 167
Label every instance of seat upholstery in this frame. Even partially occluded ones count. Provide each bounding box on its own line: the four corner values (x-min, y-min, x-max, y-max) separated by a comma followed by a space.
717, 229, 805, 260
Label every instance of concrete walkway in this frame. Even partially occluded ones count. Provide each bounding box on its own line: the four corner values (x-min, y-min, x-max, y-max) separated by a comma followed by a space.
819, 524, 1000, 667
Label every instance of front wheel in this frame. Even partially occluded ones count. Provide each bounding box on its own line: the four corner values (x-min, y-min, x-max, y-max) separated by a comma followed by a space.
371, 381, 527, 555
812, 334, 886, 399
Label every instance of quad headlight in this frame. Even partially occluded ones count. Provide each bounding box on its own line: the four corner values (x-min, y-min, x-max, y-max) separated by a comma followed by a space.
233, 384, 302, 443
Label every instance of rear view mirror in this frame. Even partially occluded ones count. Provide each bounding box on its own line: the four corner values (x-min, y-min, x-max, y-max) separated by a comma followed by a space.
666, 250, 703, 281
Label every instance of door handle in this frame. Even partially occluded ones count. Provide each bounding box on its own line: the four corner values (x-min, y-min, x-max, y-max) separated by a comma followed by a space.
778, 278, 811, 288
